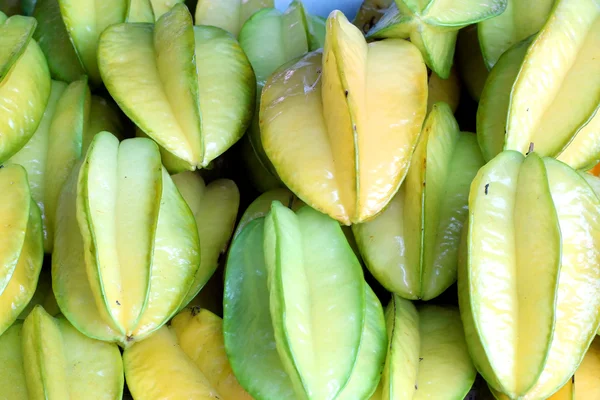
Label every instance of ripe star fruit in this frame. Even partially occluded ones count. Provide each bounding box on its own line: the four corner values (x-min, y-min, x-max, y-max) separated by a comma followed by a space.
123, 307, 251, 400
33, 0, 127, 85
352, 0, 460, 112
367, 0, 507, 78
260, 10, 428, 225
0, 12, 51, 164
353, 102, 484, 301
30, 0, 180, 85
170, 171, 240, 309
352, 0, 467, 113
347, 0, 465, 113
477, 0, 600, 169
234, 188, 305, 238
491, 337, 600, 399
52, 132, 201, 347
6, 78, 124, 252
0, 165, 43, 337
458, 150, 600, 399
194, 0, 273, 37
224, 202, 387, 400
0, 306, 123, 400
317, 2, 463, 116
238, 0, 326, 193
477, 0, 554, 69
98, 4, 255, 173
147, 0, 185, 19
369, 296, 476, 400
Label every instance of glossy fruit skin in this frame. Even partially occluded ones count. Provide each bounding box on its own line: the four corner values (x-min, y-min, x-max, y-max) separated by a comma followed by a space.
353, 102, 484, 301
224, 202, 387, 400
224, 218, 297, 400
477, 0, 554, 69
260, 11, 428, 225
459, 151, 600, 399
194, 0, 274, 37
3, 2, 599, 399
0, 164, 44, 337
477, 0, 600, 169
52, 132, 201, 347
6, 78, 124, 253
98, 4, 255, 173
32, 0, 150, 85
234, 188, 304, 238
0, 13, 51, 165
367, 0, 507, 78
32, 0, 86, 82
491, 336, 600, 399
0, 306, 123, 400
238, 2, 325, 193
576, 337, 600, 398
123, 307, 250, 400
171, 171, 240, 309
370, 296, 476, 400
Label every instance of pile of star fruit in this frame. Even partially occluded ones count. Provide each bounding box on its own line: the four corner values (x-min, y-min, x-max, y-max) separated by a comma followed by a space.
0, 0, 598, 399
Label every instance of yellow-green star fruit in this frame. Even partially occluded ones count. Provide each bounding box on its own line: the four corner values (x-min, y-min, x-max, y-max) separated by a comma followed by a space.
194, 0, 273, 37
260, 10, 428, 225
353, 102, 484, 301
6, 78, 124, 252
477, 0, 600, 169
224, 202, 387, 400
32, 0, 133, 85
369, 296, 476, 400
458, 151, 600, 399
367, 0, 507, 78
238, 0, 326, 193
491, 336, 600, 399
98, 4, 255, 173
52, 132, 201, 347
0, 12, 51, 164
171, 171, 240, 309
0, 306, 123, 400
478, 0, 554, 69
0, 164, 43, 337
123, 308, 251, 400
